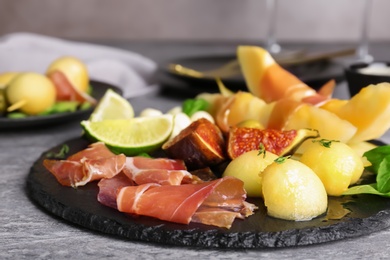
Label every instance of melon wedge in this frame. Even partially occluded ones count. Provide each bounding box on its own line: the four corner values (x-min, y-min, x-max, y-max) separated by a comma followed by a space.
213, 91, 273, 133
321, 83, 390, 143
237, 46, 318, 103
283, 104, 357, 146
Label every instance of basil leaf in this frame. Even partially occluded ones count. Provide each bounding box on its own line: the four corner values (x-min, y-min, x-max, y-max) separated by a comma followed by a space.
364, 145, 390, 174
182, 99, 209, 117
342, 183, 390, 197
376, 156, 390, 193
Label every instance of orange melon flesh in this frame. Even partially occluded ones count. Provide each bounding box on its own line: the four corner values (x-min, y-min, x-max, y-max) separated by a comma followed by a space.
237, 46, 317, 103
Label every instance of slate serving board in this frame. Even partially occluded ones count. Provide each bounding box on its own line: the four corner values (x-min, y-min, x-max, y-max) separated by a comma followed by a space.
26, 137, 390, 249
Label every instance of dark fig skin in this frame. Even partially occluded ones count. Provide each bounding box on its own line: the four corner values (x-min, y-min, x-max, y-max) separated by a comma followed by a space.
162, 118, 226, 170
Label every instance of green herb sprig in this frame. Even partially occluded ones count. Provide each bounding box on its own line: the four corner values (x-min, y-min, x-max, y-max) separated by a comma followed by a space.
312, 139, 340, 148
344, 145, 390, 196
274, 156, 291, 164
45, 144, 70, 159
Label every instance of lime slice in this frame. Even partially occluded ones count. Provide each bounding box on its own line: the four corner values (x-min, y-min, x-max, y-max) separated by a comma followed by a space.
81, 115, 173, 155
89, 89, 134, 121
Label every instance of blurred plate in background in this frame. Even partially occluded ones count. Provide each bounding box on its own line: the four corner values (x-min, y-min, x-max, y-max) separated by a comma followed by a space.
0, 81, 122, 130
158, 54, 345, 94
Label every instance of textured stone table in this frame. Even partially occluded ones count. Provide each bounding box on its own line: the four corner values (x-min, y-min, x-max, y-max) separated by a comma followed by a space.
2, 41, 390, 259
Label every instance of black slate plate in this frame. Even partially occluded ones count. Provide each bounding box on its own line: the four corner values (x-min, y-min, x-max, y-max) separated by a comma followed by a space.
159, 55, 345, 93
26, 137, 390, 249
0, 81, 122, 130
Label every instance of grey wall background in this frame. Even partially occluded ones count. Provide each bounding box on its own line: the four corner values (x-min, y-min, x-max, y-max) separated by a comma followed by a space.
0, 0, 389, 42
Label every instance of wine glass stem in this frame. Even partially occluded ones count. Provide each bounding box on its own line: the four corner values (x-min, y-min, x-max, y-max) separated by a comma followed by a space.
266, 0, 281, 54
358, 0, 373, 62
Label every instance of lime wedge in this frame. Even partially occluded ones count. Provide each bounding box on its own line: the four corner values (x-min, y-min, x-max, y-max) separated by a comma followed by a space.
89, 89, 134, 121
81, 115, 174, 155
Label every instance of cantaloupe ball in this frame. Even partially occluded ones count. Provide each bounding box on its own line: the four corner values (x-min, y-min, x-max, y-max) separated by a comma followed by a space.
300, 140, 364, 196
262, 158, 328, 221
6, 73, 56, 115
46, 56, 89, 93
223, 150, 278, 197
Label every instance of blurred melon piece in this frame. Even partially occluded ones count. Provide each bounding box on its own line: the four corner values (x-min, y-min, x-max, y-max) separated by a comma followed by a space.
47, 56, 89, 93
321, 83, 390, 143
283, 104, 357, 151
0, 72, 19, 89
225, 92, 270, 128
320, 99, 348, 112
6, 72, 56, 115
214, 91, 274, 133
348, 141, 378, 157
237, 46, 317, 103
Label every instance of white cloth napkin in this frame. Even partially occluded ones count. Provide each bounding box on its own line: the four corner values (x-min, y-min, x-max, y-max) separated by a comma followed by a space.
0, 32, 158, 98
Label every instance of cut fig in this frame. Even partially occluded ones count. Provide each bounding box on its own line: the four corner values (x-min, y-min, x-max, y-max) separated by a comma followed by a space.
227, 127, 319, 159
162, 118, 226, 170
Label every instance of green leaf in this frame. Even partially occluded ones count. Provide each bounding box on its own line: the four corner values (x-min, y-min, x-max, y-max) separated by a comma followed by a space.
257, 143, 266, 158
342, 183, 390, 196
45, 144, 70, 159
80, 102, 92, 110
137, 152, 152, 158
364, 145, 390, 174
274, 156, 291, 164
7, 112, 28, 118
40, 101, 79, 115
376, 156, 390, 193
312, 139, 339, 148
182, 98, 209, 117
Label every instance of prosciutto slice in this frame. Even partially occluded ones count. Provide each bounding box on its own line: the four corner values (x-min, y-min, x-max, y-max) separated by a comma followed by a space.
97, 172, 135, 209
116, 176, 256, 228
48, 70, 97, 104
123, 157, 198, 185
43, 142, 126, 187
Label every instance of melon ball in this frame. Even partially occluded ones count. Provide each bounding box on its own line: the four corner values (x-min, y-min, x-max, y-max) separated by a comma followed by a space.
6, 73, 56, 115
300, 140, 364, 196
262, 158, 328, 221
223, 150, 278, 197
0, 72, 19, 89
46, 56, 89, 93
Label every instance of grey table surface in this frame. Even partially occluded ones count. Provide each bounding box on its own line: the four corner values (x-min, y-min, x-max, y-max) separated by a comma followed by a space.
2, 41, 390, 260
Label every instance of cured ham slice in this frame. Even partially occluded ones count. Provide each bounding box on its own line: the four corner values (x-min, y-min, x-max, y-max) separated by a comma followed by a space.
125, 156, 187, 170
116, 176, 256, 228
97, 172, 135, 209
48, 70, 96, 104
123, 157, 198, 185
43, 142, 126, 187
67, 142, 115, 161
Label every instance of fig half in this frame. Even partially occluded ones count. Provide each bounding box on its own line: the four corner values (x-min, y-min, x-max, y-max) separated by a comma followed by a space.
162, 118, 226, 170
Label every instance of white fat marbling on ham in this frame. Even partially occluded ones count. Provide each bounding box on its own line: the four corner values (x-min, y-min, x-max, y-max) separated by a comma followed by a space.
115, 176, 256, 228
123, 157, 196, 185
43, 142, 126, 187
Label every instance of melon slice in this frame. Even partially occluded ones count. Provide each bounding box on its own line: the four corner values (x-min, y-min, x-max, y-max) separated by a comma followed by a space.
321, 83, 390, 143
237, 46, 319, 103
283, 104, 357, 150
